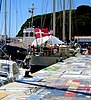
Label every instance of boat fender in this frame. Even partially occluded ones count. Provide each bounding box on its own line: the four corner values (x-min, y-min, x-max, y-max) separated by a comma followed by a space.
53, 48, 57, 54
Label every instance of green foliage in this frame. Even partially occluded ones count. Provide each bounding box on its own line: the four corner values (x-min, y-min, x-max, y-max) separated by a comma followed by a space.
74, 5, 91, 36
17, 5, 91, 38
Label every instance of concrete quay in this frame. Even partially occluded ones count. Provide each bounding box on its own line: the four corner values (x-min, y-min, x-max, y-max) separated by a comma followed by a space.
0, 55, 91, 100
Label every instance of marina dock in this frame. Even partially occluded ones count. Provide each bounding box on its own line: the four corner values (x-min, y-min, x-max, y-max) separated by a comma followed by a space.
0, 55, 91, 100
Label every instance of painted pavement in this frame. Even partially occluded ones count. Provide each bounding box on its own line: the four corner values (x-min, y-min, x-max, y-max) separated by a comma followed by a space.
0, 55, 91, 100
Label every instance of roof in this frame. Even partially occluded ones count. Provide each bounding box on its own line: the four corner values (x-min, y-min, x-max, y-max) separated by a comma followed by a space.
74, 36, 91, 39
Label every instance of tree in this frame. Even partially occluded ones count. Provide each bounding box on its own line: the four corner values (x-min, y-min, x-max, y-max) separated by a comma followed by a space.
74, 5, 91, 36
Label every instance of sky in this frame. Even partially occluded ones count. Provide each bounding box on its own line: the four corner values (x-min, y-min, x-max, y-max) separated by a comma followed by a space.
0, 0, 91, 37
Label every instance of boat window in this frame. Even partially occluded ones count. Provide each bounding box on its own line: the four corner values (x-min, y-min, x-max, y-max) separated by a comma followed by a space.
30, 32, 33, 36
26, 32, 33, 37
0, 63, 10, 73
26, 33, 28, 37
12, 64, 19, 75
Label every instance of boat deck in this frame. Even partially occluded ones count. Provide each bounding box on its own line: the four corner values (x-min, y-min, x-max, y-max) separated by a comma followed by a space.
0, 54, 91, 100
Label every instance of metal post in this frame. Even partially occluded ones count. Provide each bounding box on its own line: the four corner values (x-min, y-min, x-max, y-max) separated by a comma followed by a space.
31, 4, 34, 27
53, 0, 56, 36
69, 0, 72, 48
63, 0, 65, 41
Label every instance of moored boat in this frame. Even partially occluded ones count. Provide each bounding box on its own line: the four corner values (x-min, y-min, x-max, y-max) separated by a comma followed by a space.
29, 28, 65, 73
0, 59, 25, 86
30, 54, 61, 73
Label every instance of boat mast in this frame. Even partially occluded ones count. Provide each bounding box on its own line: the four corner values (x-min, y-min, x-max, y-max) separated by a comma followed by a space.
31, 4, 34, 27
4, 0, 7, 44
69, 0, 72, 47
63, 0, 65, 41
53, 0, 56, 36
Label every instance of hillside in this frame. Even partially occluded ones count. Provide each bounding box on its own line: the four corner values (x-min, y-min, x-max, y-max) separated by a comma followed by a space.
17, 5, 91, 41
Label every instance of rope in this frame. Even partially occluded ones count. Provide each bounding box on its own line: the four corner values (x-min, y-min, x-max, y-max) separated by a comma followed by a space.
0, 0, 2, 12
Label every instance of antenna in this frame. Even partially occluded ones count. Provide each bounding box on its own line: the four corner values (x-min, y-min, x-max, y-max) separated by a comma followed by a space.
29, 4, 35, 27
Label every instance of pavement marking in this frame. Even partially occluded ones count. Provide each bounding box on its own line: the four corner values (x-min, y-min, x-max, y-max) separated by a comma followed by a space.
0, 93, 8, 99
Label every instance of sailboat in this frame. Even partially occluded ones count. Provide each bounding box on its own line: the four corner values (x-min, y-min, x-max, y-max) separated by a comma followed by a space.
0, 0, 26, 85
0, 0, 27, 62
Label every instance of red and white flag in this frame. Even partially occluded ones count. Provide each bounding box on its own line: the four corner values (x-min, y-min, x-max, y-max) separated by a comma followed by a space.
35, 33, 51, 38
34, 28, 52, 38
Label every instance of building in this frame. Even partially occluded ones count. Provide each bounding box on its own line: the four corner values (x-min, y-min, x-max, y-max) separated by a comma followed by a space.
74, 36, 91, 49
